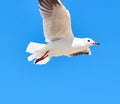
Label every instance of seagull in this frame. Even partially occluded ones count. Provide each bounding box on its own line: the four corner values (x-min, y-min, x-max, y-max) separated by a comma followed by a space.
26, 0, 100, 65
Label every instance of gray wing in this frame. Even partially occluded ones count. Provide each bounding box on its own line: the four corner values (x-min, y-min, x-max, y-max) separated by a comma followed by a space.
38, 0, 74, 42
69, 48, 91, 56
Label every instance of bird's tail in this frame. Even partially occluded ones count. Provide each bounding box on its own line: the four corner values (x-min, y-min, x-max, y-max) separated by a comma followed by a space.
26, 42, 51, 65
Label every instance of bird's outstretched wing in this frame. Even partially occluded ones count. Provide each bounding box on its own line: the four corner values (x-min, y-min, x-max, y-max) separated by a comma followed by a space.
38, 0, 74, 42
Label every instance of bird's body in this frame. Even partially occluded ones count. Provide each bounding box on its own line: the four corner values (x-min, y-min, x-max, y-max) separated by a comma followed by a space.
41, 38, 90, 56
26, 0, 99, 65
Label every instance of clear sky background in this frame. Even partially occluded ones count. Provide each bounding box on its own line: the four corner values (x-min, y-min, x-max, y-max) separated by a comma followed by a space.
0, 0, 120, 104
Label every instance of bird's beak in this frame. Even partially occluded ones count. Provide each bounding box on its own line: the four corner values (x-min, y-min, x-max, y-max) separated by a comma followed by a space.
92, 42, 100, 45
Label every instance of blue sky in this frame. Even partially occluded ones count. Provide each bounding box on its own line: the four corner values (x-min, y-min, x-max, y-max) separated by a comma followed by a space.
0, 0, 120, 104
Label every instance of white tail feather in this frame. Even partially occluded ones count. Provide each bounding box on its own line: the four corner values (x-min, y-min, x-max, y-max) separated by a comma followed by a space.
27, 51, 43, 61
26, 42, 51, 65
26, 42, 45, 53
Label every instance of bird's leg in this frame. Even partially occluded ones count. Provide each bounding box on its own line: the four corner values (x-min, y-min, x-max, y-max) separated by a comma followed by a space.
35, 51, 49, 64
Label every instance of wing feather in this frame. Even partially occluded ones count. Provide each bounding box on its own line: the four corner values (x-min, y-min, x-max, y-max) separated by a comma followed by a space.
69, 48, 91, 56
38, 0, 74, 42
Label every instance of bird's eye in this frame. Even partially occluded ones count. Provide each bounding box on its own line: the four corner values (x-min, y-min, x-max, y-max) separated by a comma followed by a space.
87, 40, 90, 42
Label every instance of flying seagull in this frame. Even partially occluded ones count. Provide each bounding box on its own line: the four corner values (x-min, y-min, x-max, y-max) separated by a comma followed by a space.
26, 0, 100, 65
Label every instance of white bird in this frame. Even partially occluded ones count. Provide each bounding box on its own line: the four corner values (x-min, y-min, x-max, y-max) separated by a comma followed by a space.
26, 0, 100, 65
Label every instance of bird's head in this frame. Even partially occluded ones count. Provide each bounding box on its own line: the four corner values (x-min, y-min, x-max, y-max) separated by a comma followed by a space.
83, 38, 100, 46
